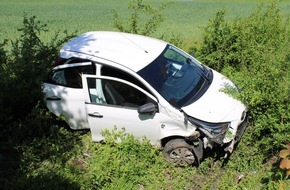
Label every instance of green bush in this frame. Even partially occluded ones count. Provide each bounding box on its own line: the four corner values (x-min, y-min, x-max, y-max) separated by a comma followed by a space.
193, 3, 290, 155
112, 0, 171, 36
84, 128, 164, 189
0, 15, 77, 188
1, 107, 88, 190
0, 15, 76, 135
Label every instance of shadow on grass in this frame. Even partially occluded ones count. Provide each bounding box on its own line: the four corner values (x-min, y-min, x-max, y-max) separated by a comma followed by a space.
1, 172, 81, 190
0, 110, 90, 189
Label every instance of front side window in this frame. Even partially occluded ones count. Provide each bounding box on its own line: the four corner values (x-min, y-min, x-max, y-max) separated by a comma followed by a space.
101, 66, 151, 94
87, 78, 153, 109
138, 45, 212, 108
46, 65, 95, 88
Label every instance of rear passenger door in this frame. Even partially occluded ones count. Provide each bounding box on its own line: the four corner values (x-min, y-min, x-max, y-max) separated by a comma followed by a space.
43, 62, 95, 129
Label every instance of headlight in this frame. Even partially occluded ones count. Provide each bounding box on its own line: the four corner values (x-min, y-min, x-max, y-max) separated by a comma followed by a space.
187, 116, 230, 144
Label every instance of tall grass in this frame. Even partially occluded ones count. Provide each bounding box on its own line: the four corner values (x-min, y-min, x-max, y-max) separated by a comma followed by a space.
1, 0, 290, 42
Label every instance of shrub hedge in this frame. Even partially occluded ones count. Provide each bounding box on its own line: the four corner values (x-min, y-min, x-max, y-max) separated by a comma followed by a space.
192, 3, 290, 155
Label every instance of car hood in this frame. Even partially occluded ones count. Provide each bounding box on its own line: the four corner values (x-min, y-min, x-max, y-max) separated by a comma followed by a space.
182, 70, 246, 123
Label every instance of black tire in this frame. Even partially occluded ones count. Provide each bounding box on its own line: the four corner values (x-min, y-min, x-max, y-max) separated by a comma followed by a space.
162, 139, 195, 165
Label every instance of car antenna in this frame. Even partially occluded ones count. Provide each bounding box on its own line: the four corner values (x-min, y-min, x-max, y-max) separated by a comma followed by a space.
121, 33, 148, 53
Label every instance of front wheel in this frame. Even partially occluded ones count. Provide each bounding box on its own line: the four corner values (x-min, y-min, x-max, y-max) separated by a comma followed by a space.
163, 139, 195, 165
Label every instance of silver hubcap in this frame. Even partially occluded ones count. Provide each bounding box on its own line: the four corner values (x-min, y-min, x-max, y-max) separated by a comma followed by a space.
169, 147, 195, 165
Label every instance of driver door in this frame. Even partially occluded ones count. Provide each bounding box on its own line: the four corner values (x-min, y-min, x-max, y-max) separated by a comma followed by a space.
82, 74, 161, 145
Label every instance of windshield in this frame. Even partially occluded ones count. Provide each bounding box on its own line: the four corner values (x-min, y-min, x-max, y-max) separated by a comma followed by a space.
138, 45, 212, 108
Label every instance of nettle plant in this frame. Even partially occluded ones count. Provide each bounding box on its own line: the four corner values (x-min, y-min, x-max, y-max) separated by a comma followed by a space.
279, 143, 290, 177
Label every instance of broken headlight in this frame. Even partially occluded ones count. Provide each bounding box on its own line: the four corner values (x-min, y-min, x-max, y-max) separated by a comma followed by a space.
187, 117, 230, 144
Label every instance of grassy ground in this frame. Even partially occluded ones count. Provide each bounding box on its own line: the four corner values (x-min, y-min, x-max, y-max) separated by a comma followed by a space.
1, 0, 290, 43
1, 122, 288, 189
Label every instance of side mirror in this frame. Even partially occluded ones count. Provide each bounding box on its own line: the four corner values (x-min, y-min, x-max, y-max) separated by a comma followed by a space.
138, 103, 157, 114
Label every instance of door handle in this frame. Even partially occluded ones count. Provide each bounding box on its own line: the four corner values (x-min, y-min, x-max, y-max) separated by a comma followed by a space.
46, 96, 61, 101
88, 112, 103, 118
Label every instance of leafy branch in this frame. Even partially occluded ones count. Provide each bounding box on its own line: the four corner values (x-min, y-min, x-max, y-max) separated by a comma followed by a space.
112, 0, 172, 36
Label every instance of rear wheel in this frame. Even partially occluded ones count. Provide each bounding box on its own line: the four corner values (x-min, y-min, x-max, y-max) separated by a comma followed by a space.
163, 139, 195, 165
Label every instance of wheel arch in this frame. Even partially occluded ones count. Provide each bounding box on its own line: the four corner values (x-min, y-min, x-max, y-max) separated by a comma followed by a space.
160, 135, 186, 148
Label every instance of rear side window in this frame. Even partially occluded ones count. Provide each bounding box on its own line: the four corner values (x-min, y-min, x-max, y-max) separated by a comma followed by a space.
46, 65, 95, 88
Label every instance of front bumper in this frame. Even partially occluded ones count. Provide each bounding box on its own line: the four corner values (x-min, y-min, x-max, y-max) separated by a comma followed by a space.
224, 113, 249, 153
235, 113, 249, 142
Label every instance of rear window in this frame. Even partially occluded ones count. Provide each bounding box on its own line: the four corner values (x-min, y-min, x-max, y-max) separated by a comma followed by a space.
45, 65, 95, 88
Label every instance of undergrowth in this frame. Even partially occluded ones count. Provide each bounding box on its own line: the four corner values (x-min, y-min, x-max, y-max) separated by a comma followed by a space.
0, 1, 289, 189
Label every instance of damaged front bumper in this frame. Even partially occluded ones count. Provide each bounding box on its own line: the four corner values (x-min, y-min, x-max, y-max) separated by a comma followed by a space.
187, 116, 231, 144
186, 113, 249, 154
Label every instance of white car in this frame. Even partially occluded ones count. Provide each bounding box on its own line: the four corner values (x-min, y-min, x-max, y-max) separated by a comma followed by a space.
43, 31, 248, 165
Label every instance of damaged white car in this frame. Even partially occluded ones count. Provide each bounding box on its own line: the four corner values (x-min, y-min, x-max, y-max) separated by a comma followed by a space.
43, 31, 248, 165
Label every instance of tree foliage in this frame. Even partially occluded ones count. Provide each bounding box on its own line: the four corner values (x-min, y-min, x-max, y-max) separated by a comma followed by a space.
193, 3, 290, 154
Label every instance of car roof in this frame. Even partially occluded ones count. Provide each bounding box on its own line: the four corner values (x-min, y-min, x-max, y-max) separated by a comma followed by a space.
59, 31, 167, 72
